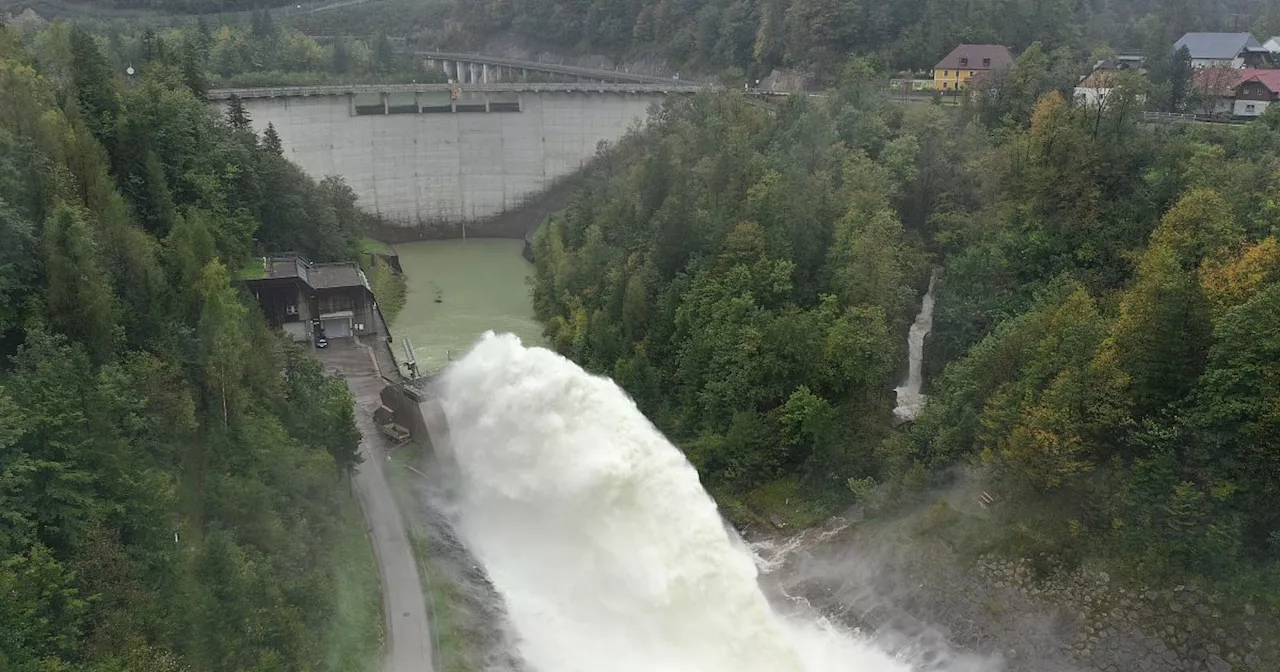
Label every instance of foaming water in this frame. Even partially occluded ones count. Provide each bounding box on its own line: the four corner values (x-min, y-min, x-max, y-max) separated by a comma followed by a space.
894, 269, 941, 423
436, 332, 923, 672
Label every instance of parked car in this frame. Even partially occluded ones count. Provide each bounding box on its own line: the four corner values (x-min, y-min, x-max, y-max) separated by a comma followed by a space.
315, 332, 329, 349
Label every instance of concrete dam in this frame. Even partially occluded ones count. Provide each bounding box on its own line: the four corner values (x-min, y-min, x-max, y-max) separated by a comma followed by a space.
211, 83, 703, 235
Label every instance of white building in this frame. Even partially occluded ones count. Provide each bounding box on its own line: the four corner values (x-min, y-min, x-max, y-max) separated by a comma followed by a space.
1074, 60, 1144, 108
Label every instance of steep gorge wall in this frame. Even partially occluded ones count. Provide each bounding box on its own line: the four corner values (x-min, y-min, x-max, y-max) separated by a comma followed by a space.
234, 91, 662, 230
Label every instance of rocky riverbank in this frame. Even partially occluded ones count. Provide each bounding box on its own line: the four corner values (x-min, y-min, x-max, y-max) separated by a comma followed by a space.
757, 510, 1279, 672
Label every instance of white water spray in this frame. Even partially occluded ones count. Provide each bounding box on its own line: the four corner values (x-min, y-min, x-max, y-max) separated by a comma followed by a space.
893, 270, 941, 423
437, 332, 912, 672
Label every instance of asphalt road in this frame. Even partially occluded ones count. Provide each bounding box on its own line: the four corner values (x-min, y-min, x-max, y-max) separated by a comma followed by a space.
318, 341, 434, 672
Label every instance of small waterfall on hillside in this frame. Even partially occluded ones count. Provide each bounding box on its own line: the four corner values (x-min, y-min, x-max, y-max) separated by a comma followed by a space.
893, 270, 941, 424
433, 332, 926, 672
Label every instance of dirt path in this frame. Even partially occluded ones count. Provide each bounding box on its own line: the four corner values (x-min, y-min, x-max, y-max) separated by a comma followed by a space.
317, 341, 434, 672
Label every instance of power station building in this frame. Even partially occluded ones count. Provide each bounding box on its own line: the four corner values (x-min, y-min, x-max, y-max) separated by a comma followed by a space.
244, 254, 378, 343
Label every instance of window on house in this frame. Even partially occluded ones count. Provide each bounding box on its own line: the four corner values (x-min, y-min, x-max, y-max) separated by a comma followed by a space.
1247, 104, 1257, 113
286, 305, 297, 315
983, 58, 992, 66
959, 57, 969, 66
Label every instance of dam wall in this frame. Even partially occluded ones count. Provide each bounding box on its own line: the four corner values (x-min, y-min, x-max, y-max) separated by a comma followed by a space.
226, 86, 677, 230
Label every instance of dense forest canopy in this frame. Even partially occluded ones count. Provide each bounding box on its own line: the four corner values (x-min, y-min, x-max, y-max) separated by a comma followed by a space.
6, 0, 1280, 663
19, 0, 1280, 81
34, 11, 441, 89
445, 0, 1280, 75
531, 54, 1280, 608
0, 22, 376, 671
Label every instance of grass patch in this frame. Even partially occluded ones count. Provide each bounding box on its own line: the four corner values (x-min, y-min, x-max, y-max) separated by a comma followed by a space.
238, 259, 268, 280
916, 499, 1001, 556
717, 476, 841, 531
408, 534, 477, 672
324, 494, 383, 672
360, 237, 393, 255
369, 262, 407, 325
357, 239, 407, 326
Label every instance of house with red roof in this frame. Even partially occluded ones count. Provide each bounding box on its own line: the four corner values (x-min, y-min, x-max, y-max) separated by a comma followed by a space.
1233, 70, 1280, 117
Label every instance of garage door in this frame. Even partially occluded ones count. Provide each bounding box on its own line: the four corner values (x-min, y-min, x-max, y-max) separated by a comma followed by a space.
322, 318, 351, 339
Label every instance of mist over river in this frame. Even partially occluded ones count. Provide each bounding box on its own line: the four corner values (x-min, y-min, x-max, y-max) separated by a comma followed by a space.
393, 240, 1001, 672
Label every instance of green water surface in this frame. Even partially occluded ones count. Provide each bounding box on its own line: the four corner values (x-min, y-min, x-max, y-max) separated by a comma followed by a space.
391, 238, 543, 372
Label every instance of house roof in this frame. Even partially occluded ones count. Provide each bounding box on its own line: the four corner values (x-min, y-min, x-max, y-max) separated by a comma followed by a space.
934, 44, 1014, 71
1238, 69, 1280, 94
1091, 58, 1143, 72
1078, 70, 1121, 89
308, 264, 366, 290
253, 254, 369, 291
1174, 33, 1261, 60
268, 257, 309, 280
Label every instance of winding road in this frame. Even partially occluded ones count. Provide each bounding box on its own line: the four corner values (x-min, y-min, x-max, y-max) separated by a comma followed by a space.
318, 341, 434, 672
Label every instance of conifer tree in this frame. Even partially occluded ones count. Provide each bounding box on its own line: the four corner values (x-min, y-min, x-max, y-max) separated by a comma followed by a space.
225, 94, 250, 130
262, 123, 283, 155
68, 26, 119, 148
43, 202, 119, 365
180, 39, 209, 98
140, 28, 164, 64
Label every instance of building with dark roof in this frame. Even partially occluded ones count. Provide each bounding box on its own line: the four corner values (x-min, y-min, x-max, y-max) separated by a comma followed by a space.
244, 254, 378, 343
933, 44, 1014, 92
1174, 33, 1271, 68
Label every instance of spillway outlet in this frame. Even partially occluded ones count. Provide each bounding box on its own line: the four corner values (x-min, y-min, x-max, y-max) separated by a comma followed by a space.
421, 398, 456, 467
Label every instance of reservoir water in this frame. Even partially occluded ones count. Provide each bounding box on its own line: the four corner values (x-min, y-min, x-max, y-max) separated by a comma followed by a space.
393, 239, 543, 372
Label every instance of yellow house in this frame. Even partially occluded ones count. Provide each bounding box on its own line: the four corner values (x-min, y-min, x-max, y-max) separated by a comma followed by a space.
933, 44, 1015, 92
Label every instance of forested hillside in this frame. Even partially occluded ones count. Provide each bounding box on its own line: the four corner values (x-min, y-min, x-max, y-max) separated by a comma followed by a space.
531, 55, 1280, 605
0, 23, 376, 670
36, 13, 435, 89
27, 0, 1280, 84
532, 61, 929, 510
450, 0, 1280, 75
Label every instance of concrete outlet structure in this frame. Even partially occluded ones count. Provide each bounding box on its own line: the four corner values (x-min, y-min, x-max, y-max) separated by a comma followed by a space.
219, 84, 695, 227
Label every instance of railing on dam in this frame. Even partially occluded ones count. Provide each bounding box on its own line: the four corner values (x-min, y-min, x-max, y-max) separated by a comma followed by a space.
206, 82, 712, 101
414, 50, 693, 85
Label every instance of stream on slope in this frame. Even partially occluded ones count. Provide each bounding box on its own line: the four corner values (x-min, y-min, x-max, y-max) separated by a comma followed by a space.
391, 241, 997, 671
893, 269, 940, 424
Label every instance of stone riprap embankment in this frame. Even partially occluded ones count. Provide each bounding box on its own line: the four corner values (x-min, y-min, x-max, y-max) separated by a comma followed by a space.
760, 519, 1278, 672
